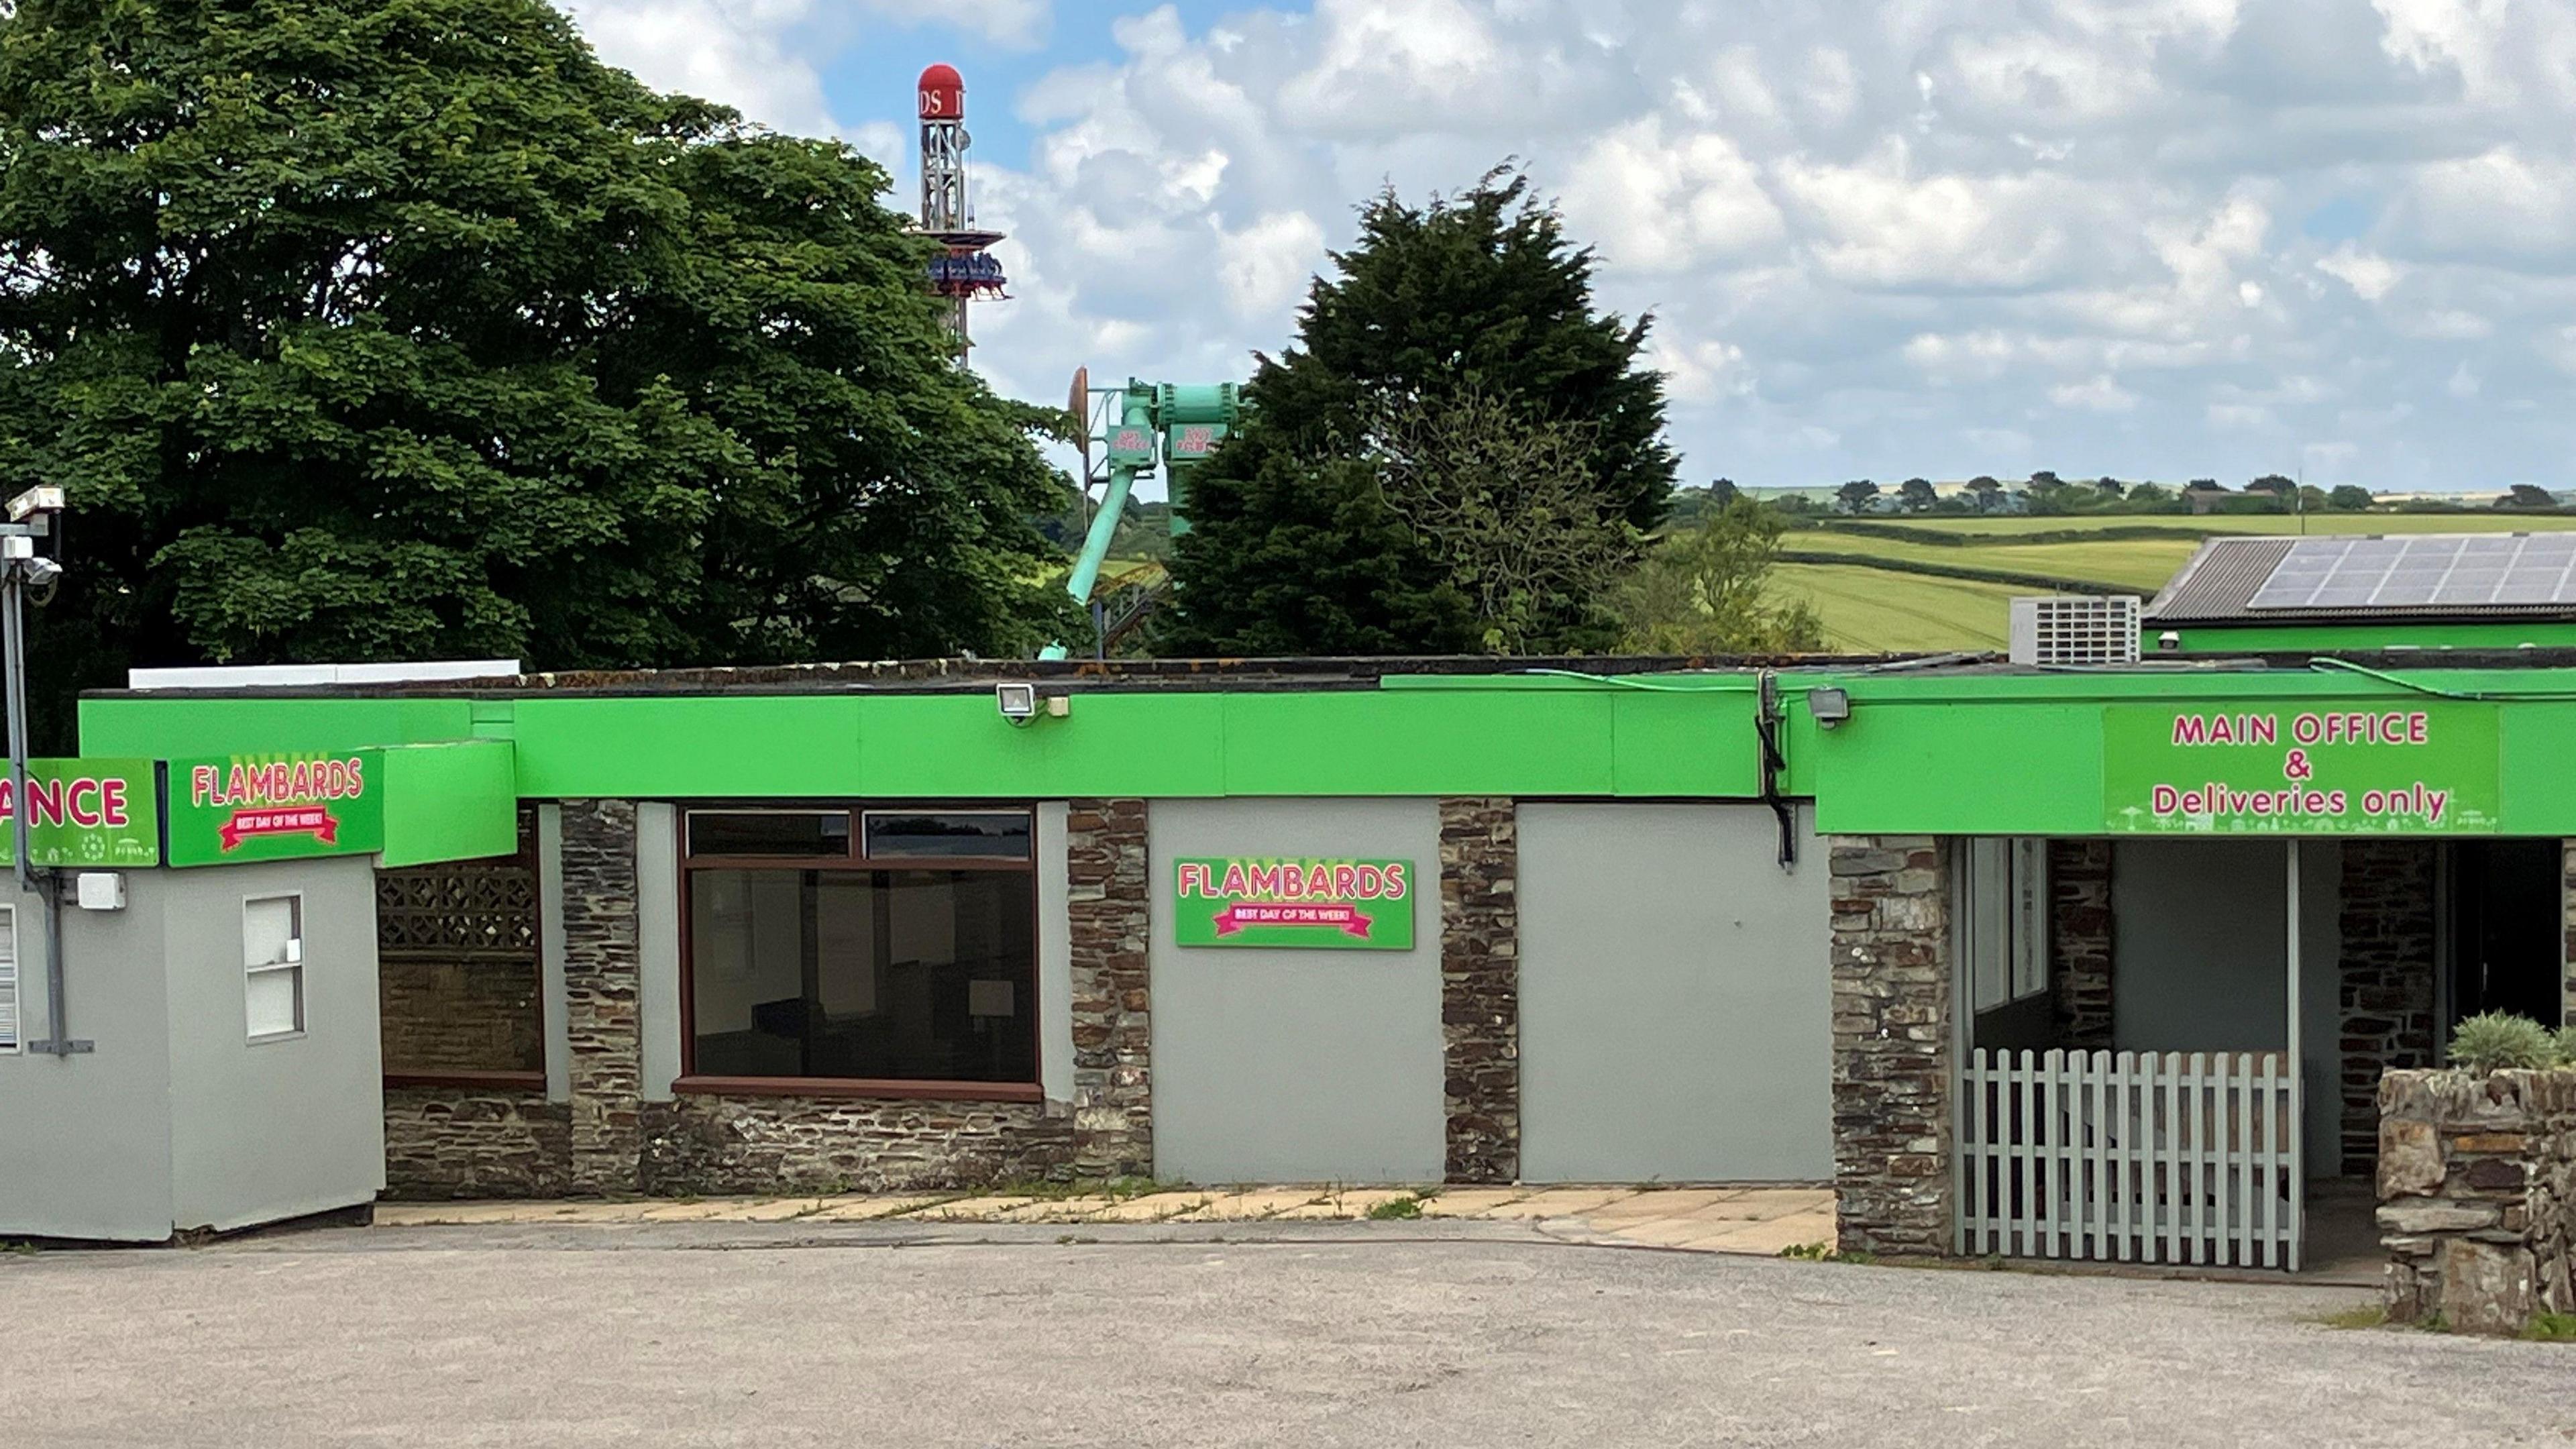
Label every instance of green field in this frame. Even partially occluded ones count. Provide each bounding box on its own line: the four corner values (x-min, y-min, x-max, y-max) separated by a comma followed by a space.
1766, 512, 2576, 654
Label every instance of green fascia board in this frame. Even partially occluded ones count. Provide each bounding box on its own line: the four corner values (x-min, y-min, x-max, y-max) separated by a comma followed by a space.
377, 741, 519, 867
1804, 662, 2576, 835
80, 696, 480, 757
2153, 622, 2576, 655
83, 675, 1784, 802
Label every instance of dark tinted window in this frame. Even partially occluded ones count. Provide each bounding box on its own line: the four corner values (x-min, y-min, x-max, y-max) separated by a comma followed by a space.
688, 869, 1036, 1083
861, 811, 1032, 861
686, 811, 851, 858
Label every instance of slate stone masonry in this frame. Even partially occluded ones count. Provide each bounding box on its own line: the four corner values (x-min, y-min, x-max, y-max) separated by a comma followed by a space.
2341, 841, 2440, 1173
384, 1087, 573, 1199
1830, 836, 1953, 1256
642, 1094, 1069, 1195
559, 799, 643, 1193
2379, 1067, 2576, 1335
1065, 798, 1153, 1178
2047, 839, 2114, 1050
2564, 840, 2576, 1029
1438, 797, 1518, 1183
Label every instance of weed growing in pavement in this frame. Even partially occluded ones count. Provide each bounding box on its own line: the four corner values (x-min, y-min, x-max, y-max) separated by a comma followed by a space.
2317, 1304, 2392, 1330
2525, 1313, 2576, 1342
1779, 1242, 1875, 1265
1367, 1195, 1425, 1221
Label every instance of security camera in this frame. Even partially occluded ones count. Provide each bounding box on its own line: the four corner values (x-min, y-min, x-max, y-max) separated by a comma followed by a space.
996, 682, 1038, 722
7, 486, 62, 523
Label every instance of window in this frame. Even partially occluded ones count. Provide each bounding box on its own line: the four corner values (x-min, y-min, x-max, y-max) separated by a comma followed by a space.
1964, 839, 2051, 1014
245, 894, 305, 1041
682, 806, 1038, 1095
0, 906, 18, 1055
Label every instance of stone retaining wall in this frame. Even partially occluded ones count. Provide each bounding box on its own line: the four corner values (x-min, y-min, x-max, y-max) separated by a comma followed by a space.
1830, 836, 1953, 1256
384, 1087, 572, 1199
1065, 799, 1153, 1179
1439, 797, 1519, 1183
2380, 1068, 2576, 1335
641, 1094, 1071, 1195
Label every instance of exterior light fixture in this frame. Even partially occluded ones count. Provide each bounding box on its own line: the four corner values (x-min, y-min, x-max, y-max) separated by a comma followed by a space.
2156, 630, 2182, 652
1809, 687, 1852, 730
995, 682, 1038, 723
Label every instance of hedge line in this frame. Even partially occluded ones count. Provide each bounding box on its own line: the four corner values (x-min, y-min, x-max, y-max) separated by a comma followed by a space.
1801, 519, 2221, 547
1776, 551, 2130, 596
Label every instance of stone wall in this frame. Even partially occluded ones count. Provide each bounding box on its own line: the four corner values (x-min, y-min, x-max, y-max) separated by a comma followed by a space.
1438, 797, 1518, 1183
384, 1087, 572, 1198
2047, 839, 2114, 1050
1830, 836, 1953, 1256
641, 1094, 1070, 1195
378, 960, 543, 1076
2342, 841, 2440, 1172
2379, 1068, 2576, 1335
1064, 799, 1153, 1178
559, 800, 643, 1193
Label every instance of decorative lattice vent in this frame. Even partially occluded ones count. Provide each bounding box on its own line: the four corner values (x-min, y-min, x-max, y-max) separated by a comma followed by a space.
2009, 595, 2142, 666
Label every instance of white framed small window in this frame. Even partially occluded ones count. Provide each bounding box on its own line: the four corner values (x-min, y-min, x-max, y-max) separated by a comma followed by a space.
1965, 839, 2051, 1014
244, 894, 305, 1042
0, 904, 18, 1055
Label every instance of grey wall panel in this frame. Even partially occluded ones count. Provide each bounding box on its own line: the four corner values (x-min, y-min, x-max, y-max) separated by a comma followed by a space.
1037, 802, 1073, 1106
1519, 804, 1833, 1183
0, 880, 175, 1240
538, 804, 572, 1102
1149, 798, 1444, 1184
635, 802, 681, 1101
163, 857, 385, 1232
2111, 837, 2343, 1177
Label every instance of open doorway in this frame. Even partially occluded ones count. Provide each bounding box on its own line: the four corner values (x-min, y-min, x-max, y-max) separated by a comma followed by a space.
2441, 841, 2563, 1036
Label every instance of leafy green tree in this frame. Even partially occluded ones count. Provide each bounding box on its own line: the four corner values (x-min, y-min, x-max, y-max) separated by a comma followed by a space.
1163, 167, 1674, 656
0, 0, 1069, 741
1368, 387, 1635, 652
1898, 478, 1937, 513
2328, 485, 2374, 511
1835, 479, 1880, 515
2094, 476, 2126, 500
1709, 478, 1742, 509
2127, 481, 2176, 509
2246, 474, 2298, 504
2501, 484, 2559, 511
1966, 476, 2004, 513
1614, 498, 1823, 655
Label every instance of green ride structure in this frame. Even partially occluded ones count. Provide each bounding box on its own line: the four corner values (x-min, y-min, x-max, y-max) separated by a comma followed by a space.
1045, 372, 1242, 660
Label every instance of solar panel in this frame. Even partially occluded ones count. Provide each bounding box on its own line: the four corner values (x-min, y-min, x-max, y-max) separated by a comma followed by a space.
2247, 535, 2576, 611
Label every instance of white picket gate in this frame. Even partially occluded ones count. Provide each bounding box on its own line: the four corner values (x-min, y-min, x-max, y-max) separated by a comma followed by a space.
1957, 1049, 2302, 1270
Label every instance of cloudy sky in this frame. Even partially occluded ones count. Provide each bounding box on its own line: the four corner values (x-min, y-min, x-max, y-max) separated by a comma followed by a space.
561, 0, 2576, 496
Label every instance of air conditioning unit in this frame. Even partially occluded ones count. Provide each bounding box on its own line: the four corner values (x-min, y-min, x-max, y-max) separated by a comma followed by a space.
2010, 596, 2141, 665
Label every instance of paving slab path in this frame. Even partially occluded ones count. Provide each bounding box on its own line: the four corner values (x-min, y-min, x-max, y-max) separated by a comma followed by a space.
373, 1183, 1841, 1256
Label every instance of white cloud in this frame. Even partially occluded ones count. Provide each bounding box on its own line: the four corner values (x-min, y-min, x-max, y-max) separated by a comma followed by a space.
566, 0, 2576, 494
2049, 374, 2139, 411
2316, 244, 2404, 301
564, 0, 841, 136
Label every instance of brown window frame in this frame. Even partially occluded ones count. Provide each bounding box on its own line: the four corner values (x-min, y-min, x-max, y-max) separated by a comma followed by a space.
382, 805, 548, 1093
674, 802, 1043, 1103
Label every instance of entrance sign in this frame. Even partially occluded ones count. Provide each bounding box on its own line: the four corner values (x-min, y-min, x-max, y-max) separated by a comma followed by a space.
2104, 703, 2500, 834
1173, 857, 1415, 950
0, 759, 160, 867
169, 751, 385, 866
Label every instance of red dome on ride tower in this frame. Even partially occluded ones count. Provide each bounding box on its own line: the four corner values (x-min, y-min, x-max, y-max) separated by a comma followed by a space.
918, 64, 965, 121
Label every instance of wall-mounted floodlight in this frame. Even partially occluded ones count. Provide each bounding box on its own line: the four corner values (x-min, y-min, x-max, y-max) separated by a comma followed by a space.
1809, 687, 1852, 730
7, 486, 62, 523
2156, 631, 2181, 652
996, 682, 1038, 724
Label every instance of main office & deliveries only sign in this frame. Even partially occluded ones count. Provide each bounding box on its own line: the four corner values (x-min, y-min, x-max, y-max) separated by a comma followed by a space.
2103, 702, 2500, 835
1173, 857, 1415, 950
